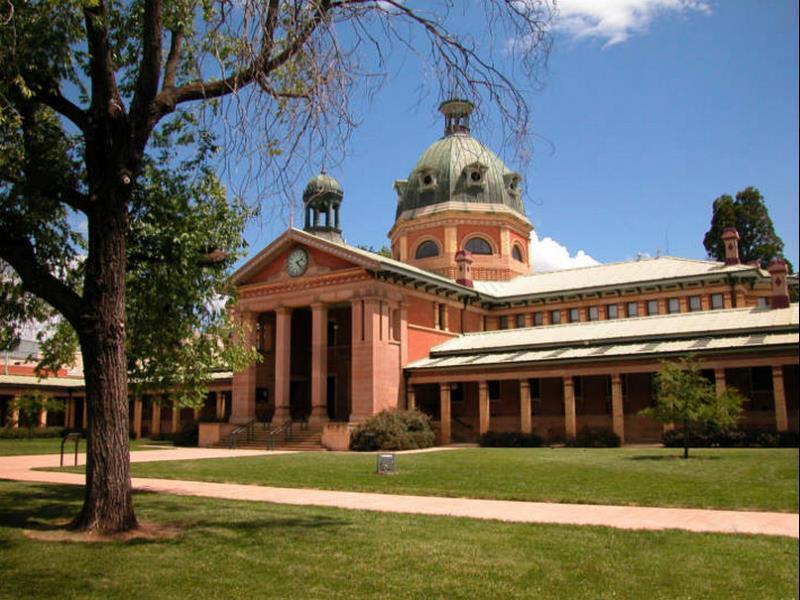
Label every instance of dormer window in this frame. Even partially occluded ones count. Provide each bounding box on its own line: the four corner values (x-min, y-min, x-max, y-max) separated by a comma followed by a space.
504, 172, 522, 197
393, 179, 408, 199
464, 162, 488, 189
417, 169, 437, 191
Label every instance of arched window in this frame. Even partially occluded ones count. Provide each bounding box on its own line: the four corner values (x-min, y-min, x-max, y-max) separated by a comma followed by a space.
415, 240, 440, 259
465, 237, 493, 255
512, 244, 524, 262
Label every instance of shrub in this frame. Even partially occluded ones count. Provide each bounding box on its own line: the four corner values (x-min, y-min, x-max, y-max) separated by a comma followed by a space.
479, 431, 543, 448
565, 427, 621, 448
0, 426, 66, 439
173, 421, 199, 447
662, 427, 797, 448
350, 409, 435, 451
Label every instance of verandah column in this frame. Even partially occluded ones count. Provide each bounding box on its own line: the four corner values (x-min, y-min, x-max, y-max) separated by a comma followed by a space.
563, 377, 576, 439
151, 401, 161, 437
215, 392, 225, 420
407, 384, 416, 410
172, 399, 180, 433
231, 310, 258, 424
714, 367, 726, 395
439, 382, 451, 445
310, 302, 329, 425
772, 365, 788, 432
611, 374, 625, 445
273, 307, 292, 422
133, 397, 142, 439
519, 380, 531, 434
478, 381, 490, 435
38, 397, 48, 428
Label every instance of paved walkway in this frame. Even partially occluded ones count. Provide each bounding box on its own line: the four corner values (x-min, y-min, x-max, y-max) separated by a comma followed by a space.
0, 448, 797, 538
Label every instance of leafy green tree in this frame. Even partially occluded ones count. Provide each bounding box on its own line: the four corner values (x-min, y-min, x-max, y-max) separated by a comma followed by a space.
703, 187, 792, 271
640, 357, 744, 459
0, 1, 555, 532
9, 392, 64, 437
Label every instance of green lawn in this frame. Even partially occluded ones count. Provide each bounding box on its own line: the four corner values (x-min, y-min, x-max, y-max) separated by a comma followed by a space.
0, 437, 169, 456
0, 481, 795, 599
112, 447, 800, 512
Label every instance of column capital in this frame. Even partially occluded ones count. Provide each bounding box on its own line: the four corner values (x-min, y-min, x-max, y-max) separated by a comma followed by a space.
310, 301, 328, 311
519, 379, 530, 390
275, 305, 292, 316
563, 376, 574, 387
478, 380, 489, 391
771, 365, 784, 379
611, 373, 622, 384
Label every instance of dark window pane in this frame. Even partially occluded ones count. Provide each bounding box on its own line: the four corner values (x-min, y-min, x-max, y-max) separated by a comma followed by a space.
465, 237, 492, 255
415, 240, 440, 259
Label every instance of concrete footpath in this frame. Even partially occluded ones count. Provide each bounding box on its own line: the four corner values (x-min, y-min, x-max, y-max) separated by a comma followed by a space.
0, 448, 797, 539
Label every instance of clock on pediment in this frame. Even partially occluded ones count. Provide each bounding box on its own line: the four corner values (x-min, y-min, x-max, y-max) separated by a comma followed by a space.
286, 247, 309, 277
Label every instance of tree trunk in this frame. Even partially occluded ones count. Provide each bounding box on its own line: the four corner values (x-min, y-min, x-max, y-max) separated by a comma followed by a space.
71, 196, 137, 533
682, 418, 689, 460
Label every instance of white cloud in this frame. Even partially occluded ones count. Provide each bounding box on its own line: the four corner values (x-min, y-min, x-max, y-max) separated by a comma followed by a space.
554, 0, 710, 47
530, 231, 599, 272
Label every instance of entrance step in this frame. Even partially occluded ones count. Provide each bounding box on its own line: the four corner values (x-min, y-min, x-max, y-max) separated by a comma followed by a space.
212, 423, 326, 451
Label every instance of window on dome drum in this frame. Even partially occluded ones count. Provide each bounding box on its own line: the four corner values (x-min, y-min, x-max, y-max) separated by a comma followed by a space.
588, 306, 599, 321
415, 240, 440, 259
626, 302, 638, 318
711, 293, 724, 310
465, 237, 492, 255
515, 314, 526, 328
498, 316, 509, 330
689, 296, 702, 311
606, 304, 618, 320
569, 308, 580, 323
668, 298, 680, 314
550, 310, 561, 324
647, 300, 659, 316
512, 245, 524, 262
533, 312, 544, 326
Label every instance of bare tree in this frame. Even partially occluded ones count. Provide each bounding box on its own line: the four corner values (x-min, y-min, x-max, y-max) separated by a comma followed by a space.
0, 0, 554, 533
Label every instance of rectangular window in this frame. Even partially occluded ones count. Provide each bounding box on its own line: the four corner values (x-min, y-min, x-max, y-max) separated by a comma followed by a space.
668, 298, 680, 314
550, 310, 561, 325
626, 302, 638, 318
533, 312, 544, 326
711, 293, 724, 309
498, 315, 509, 330
530, 378, 541, 399
606, 304, 618, 320
756, 297, 769, 308
689, 296, 702, 311
569, 308, 580, 323
647, 300, 659, 316
515, 314, 526, 329
588, 306, 600, 321
488, 381, 501, 401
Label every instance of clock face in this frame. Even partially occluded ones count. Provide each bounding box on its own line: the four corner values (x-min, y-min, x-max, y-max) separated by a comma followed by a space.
286, 247, 309, 277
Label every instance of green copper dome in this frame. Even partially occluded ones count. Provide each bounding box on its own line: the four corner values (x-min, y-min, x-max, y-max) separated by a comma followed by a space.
394, 101, 525, 218
303, 172, 343, 205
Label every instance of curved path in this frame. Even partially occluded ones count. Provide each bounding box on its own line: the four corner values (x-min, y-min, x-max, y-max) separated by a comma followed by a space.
1, 448, 797, 538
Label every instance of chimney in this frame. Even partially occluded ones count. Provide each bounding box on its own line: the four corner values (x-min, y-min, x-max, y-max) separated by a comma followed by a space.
455, 249, 473, 287
767, 258, 790, 309
722, 227, 740, 265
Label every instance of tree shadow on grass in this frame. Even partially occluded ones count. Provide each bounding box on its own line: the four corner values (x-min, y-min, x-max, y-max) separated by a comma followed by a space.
626, 455, 722, 461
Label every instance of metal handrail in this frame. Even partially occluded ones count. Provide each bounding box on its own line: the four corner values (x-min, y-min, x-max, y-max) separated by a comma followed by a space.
267, 419, 293, 451
60, 432, 81, 467
453, 416, 474, 430
228, 419, 257, 449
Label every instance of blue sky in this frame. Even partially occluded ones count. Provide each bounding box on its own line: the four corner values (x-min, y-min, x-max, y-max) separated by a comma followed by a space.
242, 0, 798, 271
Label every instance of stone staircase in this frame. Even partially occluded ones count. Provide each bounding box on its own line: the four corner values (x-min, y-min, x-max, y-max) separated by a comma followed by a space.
216, 422, 325, 452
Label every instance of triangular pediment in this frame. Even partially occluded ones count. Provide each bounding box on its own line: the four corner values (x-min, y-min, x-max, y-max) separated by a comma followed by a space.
233, 228, 380, 286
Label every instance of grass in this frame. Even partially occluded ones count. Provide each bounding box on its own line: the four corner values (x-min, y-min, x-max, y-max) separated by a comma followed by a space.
0, 437, 170, 456
0, 481, 796, 599
107, 447, 800, 513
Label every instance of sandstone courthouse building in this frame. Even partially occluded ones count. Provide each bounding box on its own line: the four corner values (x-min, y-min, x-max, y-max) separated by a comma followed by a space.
2, 100, 798, 449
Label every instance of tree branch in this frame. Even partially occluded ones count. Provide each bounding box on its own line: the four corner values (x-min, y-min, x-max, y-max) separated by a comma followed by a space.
36, 87, 88, 133
162, 29, 184, 90
130, 0, 163, 151
83, 1, 122, 117
154, 0, 324, 114
0, 231, 82, 330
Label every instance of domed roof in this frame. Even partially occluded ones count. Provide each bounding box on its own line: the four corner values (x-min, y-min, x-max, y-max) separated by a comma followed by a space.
394, 101, 525, 218
303, 171, 343, 205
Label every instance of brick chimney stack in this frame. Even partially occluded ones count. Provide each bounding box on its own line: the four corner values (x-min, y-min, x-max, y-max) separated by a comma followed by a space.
767, 258, 790, 309
455, 249, 473, 287
722, 227, 741, 265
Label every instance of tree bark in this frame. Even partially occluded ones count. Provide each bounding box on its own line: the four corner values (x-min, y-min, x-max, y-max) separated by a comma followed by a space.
71, 196, 137, 533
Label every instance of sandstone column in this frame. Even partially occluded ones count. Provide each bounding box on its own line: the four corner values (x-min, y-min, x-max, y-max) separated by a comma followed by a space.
133, 397, 143, 439
310, 302, 329, 425
273, 307, 292, 422
151, 401, 161, 437
231, 310, 259, 424
714, 367, 726, 395
772, 366, 788, 432
478, 381, 490, 435
439, 383, 451, 445
38, 398, 48, 428
563, 377, 576, 439
215, 392, 225, 420
519, 379, 531, 434
172, 399, 180, 433
407, 384, 416, 411
611, 374, 625, 445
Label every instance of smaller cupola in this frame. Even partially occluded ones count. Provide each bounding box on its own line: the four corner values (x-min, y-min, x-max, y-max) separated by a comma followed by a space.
439, 98, 474, 136
303, 171, 344, 243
